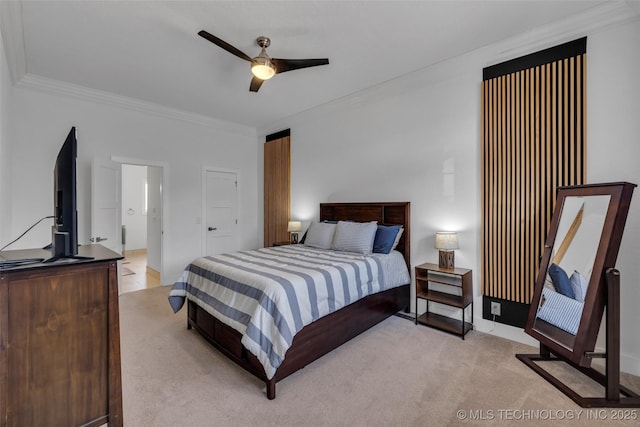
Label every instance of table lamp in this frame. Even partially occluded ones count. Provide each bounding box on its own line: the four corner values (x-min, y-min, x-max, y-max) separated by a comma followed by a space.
288, 221, 302, 244
435, 231, 458, 269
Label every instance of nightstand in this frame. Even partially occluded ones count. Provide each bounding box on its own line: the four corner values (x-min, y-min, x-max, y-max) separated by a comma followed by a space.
272, 241, 291, 247
415, 262, 473, 339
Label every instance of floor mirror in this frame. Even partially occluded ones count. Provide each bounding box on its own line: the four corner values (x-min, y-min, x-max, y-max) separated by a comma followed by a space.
516, 181, 638, 407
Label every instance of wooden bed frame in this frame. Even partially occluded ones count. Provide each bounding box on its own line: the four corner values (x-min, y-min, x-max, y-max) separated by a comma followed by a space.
186, 202, 411, 399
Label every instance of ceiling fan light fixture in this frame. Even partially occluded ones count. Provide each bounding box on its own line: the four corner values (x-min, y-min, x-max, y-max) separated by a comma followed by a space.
198, 31, 329, 92
251, 56, 275, 80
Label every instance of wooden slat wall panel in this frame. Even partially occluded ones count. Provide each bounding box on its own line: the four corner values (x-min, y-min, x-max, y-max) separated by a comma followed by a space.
264, 135, 290, 247
481, 54, 586, 305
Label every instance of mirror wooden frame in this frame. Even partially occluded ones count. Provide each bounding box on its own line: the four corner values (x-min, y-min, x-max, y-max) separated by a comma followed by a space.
517, 182, 638, 407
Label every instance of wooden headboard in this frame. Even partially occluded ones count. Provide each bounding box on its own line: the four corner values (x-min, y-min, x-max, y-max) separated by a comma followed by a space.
319, 202, 411, 269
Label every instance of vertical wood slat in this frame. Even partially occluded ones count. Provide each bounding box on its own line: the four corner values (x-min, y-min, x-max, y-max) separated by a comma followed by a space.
481, 54, 586, 305
264, 135, 291, 248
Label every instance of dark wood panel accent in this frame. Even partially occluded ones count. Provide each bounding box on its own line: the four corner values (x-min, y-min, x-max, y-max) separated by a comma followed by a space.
0, 245, 123, 426
265, 128, 291, 142
483, 37, 586, 79
481, 296, 529, 328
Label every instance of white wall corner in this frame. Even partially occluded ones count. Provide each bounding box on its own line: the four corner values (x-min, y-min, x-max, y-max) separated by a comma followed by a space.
0, 0, 27, 85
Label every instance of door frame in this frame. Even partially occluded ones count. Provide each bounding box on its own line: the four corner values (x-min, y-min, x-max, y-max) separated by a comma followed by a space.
91, 157, 122, 254
112, 156, 168, 284
201, 166, 240, 256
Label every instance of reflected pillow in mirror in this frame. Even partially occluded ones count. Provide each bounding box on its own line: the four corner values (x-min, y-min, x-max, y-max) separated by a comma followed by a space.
548, 263, 575, 299
537, 288, 583, 335
570, 270, 589, 302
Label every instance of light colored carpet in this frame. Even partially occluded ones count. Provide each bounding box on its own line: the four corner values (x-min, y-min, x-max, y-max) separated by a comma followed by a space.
119, 286, 640, 426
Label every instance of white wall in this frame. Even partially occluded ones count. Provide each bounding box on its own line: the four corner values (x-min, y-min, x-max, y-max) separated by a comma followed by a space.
262, 18, 640, 375
4, 83, 258, 282
0, 28, 13, 247
121, 164, 147, 251
588, 19, 640, 373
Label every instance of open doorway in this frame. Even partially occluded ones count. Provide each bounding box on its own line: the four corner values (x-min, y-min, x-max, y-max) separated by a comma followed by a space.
120, 163, 163, 293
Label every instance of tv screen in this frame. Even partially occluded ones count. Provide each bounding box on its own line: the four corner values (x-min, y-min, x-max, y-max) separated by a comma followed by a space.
49, 127, 79, 259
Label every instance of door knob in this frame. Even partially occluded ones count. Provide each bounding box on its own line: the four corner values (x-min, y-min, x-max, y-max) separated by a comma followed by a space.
90, 237, 107, 242
208, 227, 217, 231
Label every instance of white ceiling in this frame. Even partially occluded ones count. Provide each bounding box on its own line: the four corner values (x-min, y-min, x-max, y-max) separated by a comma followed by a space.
4, 1, 636, 129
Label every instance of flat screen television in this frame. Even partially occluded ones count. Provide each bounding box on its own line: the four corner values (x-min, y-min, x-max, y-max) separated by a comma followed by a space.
44, 127, 90, 262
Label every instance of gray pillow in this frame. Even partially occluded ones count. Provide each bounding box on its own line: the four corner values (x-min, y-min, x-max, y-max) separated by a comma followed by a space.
332, 221, 378, 254
304, 222, 336, 249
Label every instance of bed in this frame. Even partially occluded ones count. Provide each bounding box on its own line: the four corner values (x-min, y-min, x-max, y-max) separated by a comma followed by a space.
169, 202, 411, 399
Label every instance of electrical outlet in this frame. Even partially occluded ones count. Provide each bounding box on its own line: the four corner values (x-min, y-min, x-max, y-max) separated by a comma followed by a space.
490, 301, 501, 316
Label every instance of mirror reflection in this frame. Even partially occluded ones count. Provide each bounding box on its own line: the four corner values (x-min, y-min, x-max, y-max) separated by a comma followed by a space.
533, 195, 611, 349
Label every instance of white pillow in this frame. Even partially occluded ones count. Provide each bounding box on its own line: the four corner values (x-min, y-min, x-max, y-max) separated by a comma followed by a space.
391, 227, 404, 251
569, 270, 589, 302
331, 221, 378, 254
304, 222, 336, 249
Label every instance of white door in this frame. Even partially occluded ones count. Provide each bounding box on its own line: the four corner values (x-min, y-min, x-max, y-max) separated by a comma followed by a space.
203, 169, 238, 256
91, 158, 122, 254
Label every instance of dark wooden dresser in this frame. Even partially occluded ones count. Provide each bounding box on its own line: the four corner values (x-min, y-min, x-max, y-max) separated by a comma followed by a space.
0, 245, 123, 427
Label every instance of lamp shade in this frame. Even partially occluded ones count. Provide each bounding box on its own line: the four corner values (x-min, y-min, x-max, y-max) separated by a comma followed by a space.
435, 231, 459, 250
287, 221, 302, 233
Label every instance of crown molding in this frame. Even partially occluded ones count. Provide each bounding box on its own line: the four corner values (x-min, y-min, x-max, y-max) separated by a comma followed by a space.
17, 73, 257, 137
488, 1, 640, 66
261, 0, 640, 136
1, 0, 255, 136
0, 1, 27, 85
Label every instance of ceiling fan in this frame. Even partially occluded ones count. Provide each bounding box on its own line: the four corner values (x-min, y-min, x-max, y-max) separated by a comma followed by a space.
198, 30, 329, 92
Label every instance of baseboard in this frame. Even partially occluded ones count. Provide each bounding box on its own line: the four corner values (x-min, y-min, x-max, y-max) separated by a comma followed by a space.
146, 266, 160, 279
124, 248, 147, 256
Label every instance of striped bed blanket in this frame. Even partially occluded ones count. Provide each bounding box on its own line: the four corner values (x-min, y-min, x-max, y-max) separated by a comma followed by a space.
169, 245, 409, 379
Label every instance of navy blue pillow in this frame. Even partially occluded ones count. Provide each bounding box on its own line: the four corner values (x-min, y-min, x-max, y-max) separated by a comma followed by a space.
548, 263, 575, 299
373, 225, 402, 254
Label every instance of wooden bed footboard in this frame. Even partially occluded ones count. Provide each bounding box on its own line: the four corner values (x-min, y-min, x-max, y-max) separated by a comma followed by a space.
187, 283, 410, 399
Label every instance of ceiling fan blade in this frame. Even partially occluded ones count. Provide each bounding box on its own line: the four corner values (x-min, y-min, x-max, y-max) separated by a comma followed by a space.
249, 77, 264, 92
198, 30, 252, 62
272, 58, 329, 74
